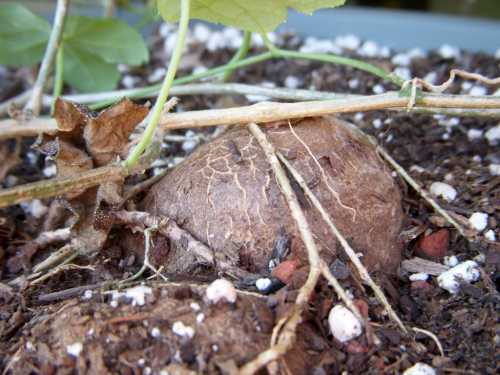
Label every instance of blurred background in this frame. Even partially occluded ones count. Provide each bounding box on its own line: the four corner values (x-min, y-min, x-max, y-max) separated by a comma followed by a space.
15, 0, 500, 52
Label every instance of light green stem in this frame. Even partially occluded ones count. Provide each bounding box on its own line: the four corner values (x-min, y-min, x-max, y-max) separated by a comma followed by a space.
125, 0, 191, 169
51, 43, 64, 114
274, 48, 404, 87
223, 30, 252, 82
91, 51, 274, 109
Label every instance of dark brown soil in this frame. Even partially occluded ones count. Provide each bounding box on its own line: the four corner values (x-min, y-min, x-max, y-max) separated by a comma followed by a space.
0, 25, 498, 374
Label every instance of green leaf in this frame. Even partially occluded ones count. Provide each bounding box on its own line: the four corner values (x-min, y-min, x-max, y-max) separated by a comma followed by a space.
287, 1, 345, 15
63, 44, 121, 92
157, 0, 345, 33
0, 3, 50, 66
63, 16, 149, 66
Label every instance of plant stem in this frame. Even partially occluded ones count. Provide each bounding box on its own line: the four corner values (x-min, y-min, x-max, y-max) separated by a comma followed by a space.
275, 48, 404, 87
223, 30, 252, 82
91, 51, 274, 109
25, 0, 70, 116
51, 83, 500, 118
124, 0, 191, 169
3, 92, 500, 140
51, 43, 65, 114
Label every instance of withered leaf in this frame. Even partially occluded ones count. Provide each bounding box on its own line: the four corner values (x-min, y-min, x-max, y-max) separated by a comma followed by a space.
0, 142, 21, 184
83, 98, 149, 166
36, 138, 93, 199
53, 98, 93, 146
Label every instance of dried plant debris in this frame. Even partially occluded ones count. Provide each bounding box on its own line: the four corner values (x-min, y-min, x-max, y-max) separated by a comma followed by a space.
3, 284, 326, 374
143, 116, 404, 277
34, 98, 148, 254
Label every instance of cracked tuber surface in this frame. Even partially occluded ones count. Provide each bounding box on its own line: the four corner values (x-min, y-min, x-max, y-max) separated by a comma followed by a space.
143, 116, 404, 276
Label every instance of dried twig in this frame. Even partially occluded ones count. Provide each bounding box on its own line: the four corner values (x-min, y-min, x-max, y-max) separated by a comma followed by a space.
241, 123, 367, 374
374, 145, 467, 237
25, 0, 70, 115
2, 91, 500, 140
413, 327, 445, 357
276, 152, 407, 333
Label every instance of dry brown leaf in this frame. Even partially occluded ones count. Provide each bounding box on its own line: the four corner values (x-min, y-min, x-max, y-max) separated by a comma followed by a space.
83, 98, 149, 166
0, 142, 21, 184
53, 98, 92, 146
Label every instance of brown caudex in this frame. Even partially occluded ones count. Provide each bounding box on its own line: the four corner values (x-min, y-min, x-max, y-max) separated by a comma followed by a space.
144, 116, 404, 275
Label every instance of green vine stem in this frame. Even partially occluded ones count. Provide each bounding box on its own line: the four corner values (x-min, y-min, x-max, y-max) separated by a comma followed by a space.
124, 0, 191, 169
90, 46, 401, 110
274, 48, 404, 87
223, 30, 252, 82
51, 44, 65, 114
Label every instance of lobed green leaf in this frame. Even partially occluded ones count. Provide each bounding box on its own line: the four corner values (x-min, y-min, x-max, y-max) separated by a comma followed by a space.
157, 0, 345, 33
63, 16, 149, 66
63, 44, 121, 92
0, 3, 50, 66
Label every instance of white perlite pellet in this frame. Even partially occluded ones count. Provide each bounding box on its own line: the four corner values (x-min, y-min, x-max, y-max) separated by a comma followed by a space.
255, 278, 272, 292
484, 230, 496, 241
489, 164, 500, 176
485, 125, 500, 145
206, 279, 237, 304
328, 305, 362, 343
469, 212, 489, 231
438, 44, 460, 59
409, 273, 429, 281
172, 321, 195, 339
467, 129, 483, 141
429, 182, 457, 202
403, 362, 436, 375
437, 261, 480, 294
66, 342, 83, 357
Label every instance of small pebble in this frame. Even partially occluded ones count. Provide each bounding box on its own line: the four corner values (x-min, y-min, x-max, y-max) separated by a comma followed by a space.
393, 66, 412, 81
147, 67, 166, 83
469, 85, 487, 96
489, 164, 500, 176
334, 34, 360, 50
372, 84, 385, 94
438, 44, 460, 59
193, 24, 211, 43
484, 125, 500, 145
121, 75, 139, 89
467, 129, 483, 141
437, 260, 480, 294
461, 81, 473, 92
429, 182, 457, 202
443, 255, 459, 267
172, 321, 195, 339
328, 305, 362, 343
255, 278, 272, 292
66, 342, 83, 357
150, 327, 161, 338
206, 279, 237, 304
22, 199, 48, 219
372, 118, 383, 129
81, 290, 93, 300
348, 78, 359, 89
43, 164, 57, 178
484, 229, 496, 241
190, 302, 201, 312
403, 362, 436, 375
468, 212, 488, 231
358, 40, 380, 57
284, 76, 300, 89
196, 313, 205, 324
409, 273, 429, 281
